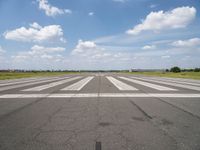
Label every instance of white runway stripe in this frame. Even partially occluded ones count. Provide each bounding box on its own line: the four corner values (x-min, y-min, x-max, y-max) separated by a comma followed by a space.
0, 76, 61, 87
23, 76, 82, 91
131, 77, 200, 91
148, 77, 200, 87
0, 76, 70, 92
61, 76, 94, 91
106, 76, 138, 91
120, 77, 177, 91
0, 93, 200, 98
157, 77, 200, 84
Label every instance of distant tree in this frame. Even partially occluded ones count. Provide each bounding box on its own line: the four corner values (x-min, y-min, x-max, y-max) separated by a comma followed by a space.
165, 69, 169, 72
194, 68, 200, 72
170, 66, 181, 73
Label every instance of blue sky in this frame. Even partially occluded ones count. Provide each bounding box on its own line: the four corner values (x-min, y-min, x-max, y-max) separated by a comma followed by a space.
0, 0, 200, 70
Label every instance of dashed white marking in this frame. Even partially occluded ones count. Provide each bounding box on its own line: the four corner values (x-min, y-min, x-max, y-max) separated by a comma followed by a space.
120, 77, 177, 91
23, 76, 81, 91
0, 93, 200, 98
131, 77, 200, 91
106, 76, 138, 91
61, 76, 94, 91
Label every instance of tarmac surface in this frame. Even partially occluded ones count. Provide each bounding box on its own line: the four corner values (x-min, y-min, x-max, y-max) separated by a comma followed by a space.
0, 73, 200, 150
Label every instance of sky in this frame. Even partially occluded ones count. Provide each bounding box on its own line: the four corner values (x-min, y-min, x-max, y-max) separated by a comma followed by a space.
0, 0, 200, 70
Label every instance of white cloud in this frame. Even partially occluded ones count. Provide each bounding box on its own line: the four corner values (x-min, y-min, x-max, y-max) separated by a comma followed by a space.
126, 6, 196, 35
88, 12, 94, 16
69, 40, 132, 69
11, 45, 65, 69
13, 45, 65, 59
29, 22, 42, 29
0, 46, 6, 54
37, 0, 72, 17
4, 22, 66, 43
71, 40, 131, 61
171, 38, 200, 47
71, 40, 108, 58
142, 45, 156, 50
150, 4, 157, 8
31, 45, 65, 53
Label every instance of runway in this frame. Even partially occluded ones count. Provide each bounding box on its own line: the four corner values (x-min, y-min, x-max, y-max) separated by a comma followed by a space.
0, 73, 200, 150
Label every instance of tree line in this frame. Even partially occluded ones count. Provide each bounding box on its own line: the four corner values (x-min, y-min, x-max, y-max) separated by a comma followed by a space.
166, 67, 200, 73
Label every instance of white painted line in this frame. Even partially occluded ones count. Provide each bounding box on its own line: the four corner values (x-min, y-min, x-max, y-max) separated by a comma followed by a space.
61, 76, 94, 91
106, 76, 138, 91
131, 77, 200, 91
0, 77, 41, 84
120, 77, 177, 91
0, 76, 70, 92
0, 76, 62, 87
156, 77, 200, 84
48, 93, 98, 98
0, 93, 200, 98
0, 78, 39, 86
148, 77, 200, 87
23, 76, 82, 91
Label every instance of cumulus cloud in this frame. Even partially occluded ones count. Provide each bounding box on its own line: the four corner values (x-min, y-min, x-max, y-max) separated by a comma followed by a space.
12, 45, 65, 61
171, 38, 200, 47
31, 45, 65, 53
142, 45, 156, 50
71, 40, 131, 62
4, 22, 66, 43
68, 40, 132, 69
11, 45, 65, 69
126, 6, 196, 35
71, 40, 110, 59
29, 22, 42, 29
37, 0, 72, 17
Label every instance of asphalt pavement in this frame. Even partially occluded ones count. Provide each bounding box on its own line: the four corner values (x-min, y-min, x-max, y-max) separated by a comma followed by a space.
0, 73, 200, 150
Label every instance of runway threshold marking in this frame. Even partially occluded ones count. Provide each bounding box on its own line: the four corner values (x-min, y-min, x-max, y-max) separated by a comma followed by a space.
146, 77, 200, 87
1, 93, 200, 98
119, 77, 177, 91
106, 76, 138, 91
61, 76, 94, 91
22, 76, 82, 91
131, 77, 200, 91
0, 76, 70, 92
0, 77, 48, 87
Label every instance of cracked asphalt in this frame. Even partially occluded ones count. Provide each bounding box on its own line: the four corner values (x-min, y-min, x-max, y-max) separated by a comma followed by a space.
0, 73, 200, 150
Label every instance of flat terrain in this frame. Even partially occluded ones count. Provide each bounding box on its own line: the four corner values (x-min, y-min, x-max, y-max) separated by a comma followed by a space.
127, 71, 200, 80
0, 72, 79, 80
0, 73, 200, 150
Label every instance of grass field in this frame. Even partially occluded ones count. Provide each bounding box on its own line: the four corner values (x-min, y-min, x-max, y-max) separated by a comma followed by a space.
126, 71, 200, 80
0, 72, 79, 80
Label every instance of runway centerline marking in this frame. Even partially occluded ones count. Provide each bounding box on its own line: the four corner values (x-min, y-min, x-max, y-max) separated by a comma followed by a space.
61, 76, 94, 91
106, 76, 138, 91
